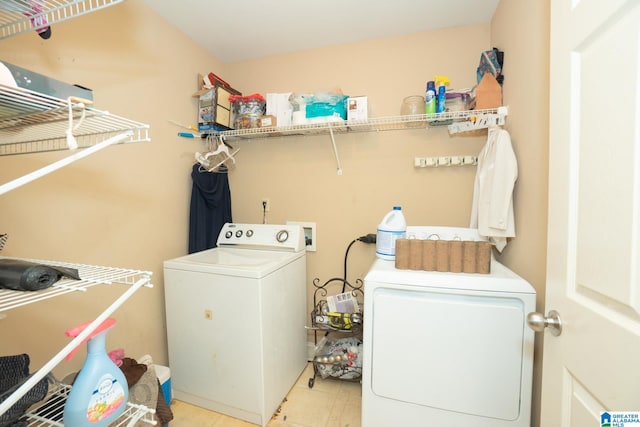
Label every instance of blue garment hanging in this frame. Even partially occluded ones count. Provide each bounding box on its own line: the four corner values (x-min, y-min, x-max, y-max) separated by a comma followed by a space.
188, 163, 232, 253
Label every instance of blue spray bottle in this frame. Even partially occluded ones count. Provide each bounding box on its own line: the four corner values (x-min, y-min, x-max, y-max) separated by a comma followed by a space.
434, 75, 450, 113
63, 318, 128, 426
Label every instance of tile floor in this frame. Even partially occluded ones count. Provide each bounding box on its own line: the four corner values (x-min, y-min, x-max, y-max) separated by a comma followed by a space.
169, 363, 362, 427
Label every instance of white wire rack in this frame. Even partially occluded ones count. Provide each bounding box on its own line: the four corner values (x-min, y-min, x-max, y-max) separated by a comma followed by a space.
208, 107, 507, 175
0, 257, 154, 423
0, 84, 150, 195
0, 256, 153, 313
0, 0, 125, 40
0, 84, 150, 156
21, 382, 157, 426
208, 107, 508, 140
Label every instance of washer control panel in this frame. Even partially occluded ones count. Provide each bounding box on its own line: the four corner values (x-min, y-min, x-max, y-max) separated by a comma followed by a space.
217, 223, 305, 252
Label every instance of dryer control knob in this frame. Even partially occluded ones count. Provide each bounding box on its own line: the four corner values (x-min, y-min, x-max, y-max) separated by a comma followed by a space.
276, 230, 289, 243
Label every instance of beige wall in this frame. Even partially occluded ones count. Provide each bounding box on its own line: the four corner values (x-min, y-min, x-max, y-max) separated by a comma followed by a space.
0, 2, 550, 425
491, 2, 550, 427
0, 0, 226, 375
224, 24, 491, 302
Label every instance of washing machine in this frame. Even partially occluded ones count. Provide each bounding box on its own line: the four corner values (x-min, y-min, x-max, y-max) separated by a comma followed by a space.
362, 226, 535, 427
163, 223, 307, 427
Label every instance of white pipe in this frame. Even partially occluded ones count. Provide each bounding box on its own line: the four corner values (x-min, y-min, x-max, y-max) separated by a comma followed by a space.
327, 124, 342, 176
0, 132, 131, 196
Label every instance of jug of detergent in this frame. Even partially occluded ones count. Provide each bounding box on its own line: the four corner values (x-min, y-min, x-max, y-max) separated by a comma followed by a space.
376, 206, 407, 260
63, 318, 128, 427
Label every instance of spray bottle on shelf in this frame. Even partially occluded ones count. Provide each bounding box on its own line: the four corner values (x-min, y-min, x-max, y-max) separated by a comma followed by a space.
376, 206, 407, 261
63, 318, 128, 427
434, 75, 450, 113
425, 81, 436, 115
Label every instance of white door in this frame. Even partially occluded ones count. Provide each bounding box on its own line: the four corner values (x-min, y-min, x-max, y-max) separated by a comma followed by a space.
540, 0, 640, 425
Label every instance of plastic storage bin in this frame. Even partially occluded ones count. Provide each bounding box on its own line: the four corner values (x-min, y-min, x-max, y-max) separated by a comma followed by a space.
155, 365, 172, 406
155, 364, 171, 427
445, 92, 471, 111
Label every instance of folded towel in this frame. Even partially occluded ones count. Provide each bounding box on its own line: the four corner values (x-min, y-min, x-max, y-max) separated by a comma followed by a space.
0, 259, 80, 291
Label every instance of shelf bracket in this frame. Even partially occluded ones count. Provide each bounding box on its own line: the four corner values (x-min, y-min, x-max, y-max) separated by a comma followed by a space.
327, 124, 343, 176
447, 106, 509, 134
0, 132, 131, 196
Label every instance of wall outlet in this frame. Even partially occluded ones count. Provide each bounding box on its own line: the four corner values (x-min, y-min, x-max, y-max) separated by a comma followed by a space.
287, 221, 316, 252
261, 198, 270, 212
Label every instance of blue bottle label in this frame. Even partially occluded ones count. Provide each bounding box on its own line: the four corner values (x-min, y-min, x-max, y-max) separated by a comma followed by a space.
85, 374, 126, 423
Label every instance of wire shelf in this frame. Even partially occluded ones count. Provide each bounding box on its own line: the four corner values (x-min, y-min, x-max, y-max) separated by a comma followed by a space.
0, 256, 153, 313
206, 107, 508, 140
21, 381, 157, 426
0, 84, 150, 156
0, 0, 125, 40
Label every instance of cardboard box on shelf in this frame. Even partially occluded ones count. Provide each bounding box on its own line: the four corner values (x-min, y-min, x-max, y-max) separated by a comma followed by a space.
193, 73, 241, 131
259, 115, 277, 128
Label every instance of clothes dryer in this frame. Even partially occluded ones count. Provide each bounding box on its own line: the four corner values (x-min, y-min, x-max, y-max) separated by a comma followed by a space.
163, 223, 307, 427
362, 226, 535, 427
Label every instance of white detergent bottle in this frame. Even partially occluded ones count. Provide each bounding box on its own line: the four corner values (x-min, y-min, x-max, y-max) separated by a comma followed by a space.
63, 318, 128, 427
376, 206, 407, 260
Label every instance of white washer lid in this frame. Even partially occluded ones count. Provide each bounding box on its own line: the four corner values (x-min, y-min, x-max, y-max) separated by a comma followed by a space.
163, 247, 304, 278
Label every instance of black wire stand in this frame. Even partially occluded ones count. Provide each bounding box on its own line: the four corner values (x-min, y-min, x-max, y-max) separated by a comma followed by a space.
307, 277, 364, 388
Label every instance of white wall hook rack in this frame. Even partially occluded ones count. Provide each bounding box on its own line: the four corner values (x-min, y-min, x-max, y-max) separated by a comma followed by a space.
414, 155, 478, 168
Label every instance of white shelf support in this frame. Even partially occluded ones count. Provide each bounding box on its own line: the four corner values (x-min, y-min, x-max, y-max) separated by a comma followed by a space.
0, 132, 131, 196
327, 123, 343, 175
447, 106, 509, 134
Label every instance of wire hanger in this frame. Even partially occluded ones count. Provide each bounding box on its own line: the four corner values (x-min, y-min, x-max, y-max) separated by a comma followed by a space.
195, 135, 239, 172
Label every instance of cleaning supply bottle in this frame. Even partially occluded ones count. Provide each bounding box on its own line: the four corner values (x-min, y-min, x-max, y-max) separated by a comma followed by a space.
376, 206, 407, 261
63, 318, 128, 427
435, 75, 450, 113
425, 81, 436, 115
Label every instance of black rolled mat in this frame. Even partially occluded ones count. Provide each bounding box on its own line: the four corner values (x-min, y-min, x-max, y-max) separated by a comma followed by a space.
0, 259, 81, 291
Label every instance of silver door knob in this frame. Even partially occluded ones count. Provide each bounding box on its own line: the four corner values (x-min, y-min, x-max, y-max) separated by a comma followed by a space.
527, 310, 562, 336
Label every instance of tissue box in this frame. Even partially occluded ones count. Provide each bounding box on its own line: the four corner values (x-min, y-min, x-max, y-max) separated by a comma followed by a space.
266, 93, 292, 127
347, 96, 368, 121
306, 94, 348, 120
